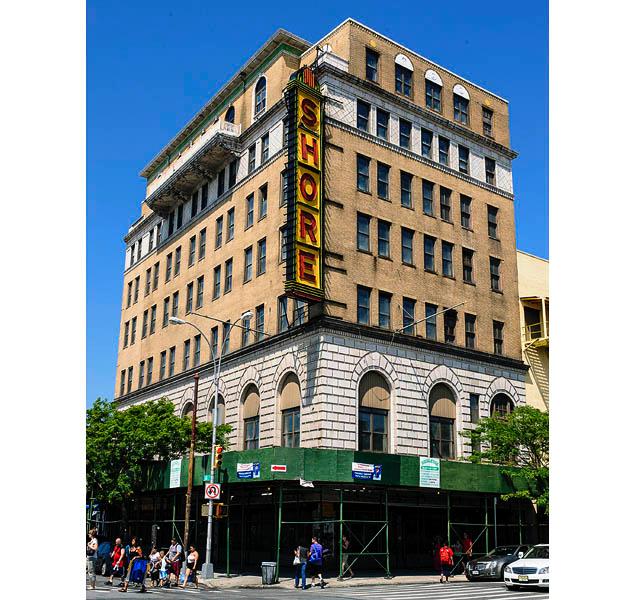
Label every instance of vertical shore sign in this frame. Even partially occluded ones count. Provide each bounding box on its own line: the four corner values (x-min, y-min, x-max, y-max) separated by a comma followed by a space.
283, 66, 324, 302
419, 457, 440, 488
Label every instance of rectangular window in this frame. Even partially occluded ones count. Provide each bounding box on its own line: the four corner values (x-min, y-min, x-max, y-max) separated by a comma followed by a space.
168, 211, 175, 236
257, 238, 267, 275
444, 309, 457, 344
145, 268, 151, 296
401, 227, 414, 265
159, 351, 166, 380
227, 208, 235, 241
213, 265, 221, 299
395, 63, 412, 96
458, 145, 470, 174
198, 228, 206, 260
377, 162, 390, 199
191, 189, 199, 218
376, 108, 389, 140
280, 170, 288, 206
130, 317, 137, 344
196, 275, 204, 309
487, 205, 499, 238
255, 304, 265, 342
183, 339, 191, 371
278, 296, 289, 333
142, 310, 148, 338
403, 297, 416, 335
261, 133, 269, 162
147, 357, 153, 385
244, 246, 253, 282
294, 299, 307, 325
357, 286, 371, 325
469, 393, 480, 423
168, 346, 176, 377
357, 213, 371, 252
165, 253, 172, 281
186, 282, 194, 313
439, 187, 452, 222
139, 361, 145, 388
430, 416, 455, 459
258, 184, 268, 219
357, 99, 370, 131
171, 291, 179, 317
127, 367, 133, 393
123, 321, 130, 347
424, 235, 436, 272
442, 241, 454, 277
248, 144, 256, 174
400, 171, 412, 208
149, 230, 154, 252
201, 183, 208, 210
193, 334, 201, 367
282, 407, 300, 448
241, 314, 252, 347
279, 226, 288, 263
177, 204, 183, 229
399, 118, 411, 149
156, 223, 162, 246
482, 107, 493, 137
493, 321, 504, 355
460, 195, 472, 228
366, 48, 379, 82
426, 80, 442, 111
150, 304, 156, 334
214, 216, 223, 249
153, 262, 159, 290
211, 326, 218, 360
357, 154, 370, 192
378, 219, 390, 258
485, 157, 496, 185
174, 247, 181, 276
133, 276, 139, 303
438, 137, 449, 166
246, 194, 254, 228
465, 314, 477, 349
359, 407, 388, 452
228, 159, 237, 187
162, 297, 169, 327
421, 128, 433, 158
244, 417, 259, 450
454, 94, 469, 124
378, 291, 391, 329
224, 258, 233, 293
425, 303, 437, 340
120, 370, 125, 396
222, 321, 231, 355
136, 239, 142, 262
422, 180, 434, 216
462, 248, 474, 283
217, 168, 225, 196
490, 257, 501, 291
126, 281, 132, 307
188, 235, 196, 267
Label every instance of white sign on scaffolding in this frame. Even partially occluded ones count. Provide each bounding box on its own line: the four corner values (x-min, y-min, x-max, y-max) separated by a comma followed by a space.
419, 457, 440, 488
169, 459, 182, 488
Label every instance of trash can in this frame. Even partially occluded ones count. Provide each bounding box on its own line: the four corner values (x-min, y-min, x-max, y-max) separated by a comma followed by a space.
261, 562, 277, 585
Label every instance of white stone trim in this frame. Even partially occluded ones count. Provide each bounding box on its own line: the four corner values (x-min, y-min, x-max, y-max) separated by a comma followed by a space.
453, 84, 470, 100
425, 69, 443, 86
395, 53, 414, 71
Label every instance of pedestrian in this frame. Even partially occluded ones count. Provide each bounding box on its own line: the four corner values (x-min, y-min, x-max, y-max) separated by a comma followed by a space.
167, 537, 183, 586
118, 546, 148, 593
149, 546, 161, 587
308, 536, 326, 589
461, 532, 473, 563
181, 545, 199, 589
86, 528, 99, 590
294, 543, 308, 590
341, 535, 354, 578
159, 551, 170, 587
439, 540, 454, 583
118, 537, 137, 587
107, 538, 124, 586
452, 539, 462, 573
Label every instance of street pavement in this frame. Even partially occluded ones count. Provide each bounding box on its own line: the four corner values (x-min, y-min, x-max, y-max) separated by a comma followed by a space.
87, 579, 549, 599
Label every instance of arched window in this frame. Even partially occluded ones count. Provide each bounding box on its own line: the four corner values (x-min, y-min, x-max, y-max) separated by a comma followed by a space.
453, 84, 470, 125
182, 402, 194, 419
279, 373, 301, 447
207, 394, 226, 426
425, 69, 443, 112
490, 393, 514, 418
254, 77, 267, 116
224, 106, 235, 124
358, 371, 390, 452
242, 384, 260, 449
394, 54, 413, 97
429, 383, 456, 459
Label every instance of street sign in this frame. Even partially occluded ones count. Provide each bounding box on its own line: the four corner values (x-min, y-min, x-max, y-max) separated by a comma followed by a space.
271, 464, 287, 472
419, 457, 440, 488
204, 483, 221, 500
203, 474, 211, 482
237, 462, 261, 479
352, 462, 382, 481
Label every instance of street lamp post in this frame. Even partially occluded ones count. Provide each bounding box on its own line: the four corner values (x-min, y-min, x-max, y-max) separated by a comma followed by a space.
169, 310, 252, 580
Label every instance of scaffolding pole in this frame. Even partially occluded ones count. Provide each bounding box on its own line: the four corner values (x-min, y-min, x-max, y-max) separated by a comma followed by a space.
484, 497, 490, 554
338, 489, 343, 580
384, 489, 392, 578
226, 483, 231, 577
275, 486, 283, 583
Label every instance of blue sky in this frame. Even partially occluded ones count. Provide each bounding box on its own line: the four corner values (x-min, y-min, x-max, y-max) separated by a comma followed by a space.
87, 0, 548, 404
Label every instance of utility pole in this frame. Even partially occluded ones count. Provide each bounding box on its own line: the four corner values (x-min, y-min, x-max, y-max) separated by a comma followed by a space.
182, 372, 199, 562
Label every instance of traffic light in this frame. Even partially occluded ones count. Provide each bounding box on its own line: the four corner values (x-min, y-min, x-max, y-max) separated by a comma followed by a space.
213, 445, 223, 470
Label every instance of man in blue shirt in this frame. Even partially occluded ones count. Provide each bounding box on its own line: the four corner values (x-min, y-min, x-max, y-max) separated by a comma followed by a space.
308, 536, 326, 588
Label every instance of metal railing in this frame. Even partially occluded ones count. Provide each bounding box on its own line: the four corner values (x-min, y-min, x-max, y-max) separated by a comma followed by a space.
522, 321, 549, 344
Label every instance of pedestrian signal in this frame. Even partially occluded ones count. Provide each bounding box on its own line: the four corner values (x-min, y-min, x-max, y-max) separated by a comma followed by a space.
214, 503, 227, 519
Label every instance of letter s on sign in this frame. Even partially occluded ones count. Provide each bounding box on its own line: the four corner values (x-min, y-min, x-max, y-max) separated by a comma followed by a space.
300, 98, 318, 130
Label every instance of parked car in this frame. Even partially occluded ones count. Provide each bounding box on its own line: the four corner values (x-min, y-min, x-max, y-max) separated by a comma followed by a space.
465, 545, 531, 581
503, 543, 549, 590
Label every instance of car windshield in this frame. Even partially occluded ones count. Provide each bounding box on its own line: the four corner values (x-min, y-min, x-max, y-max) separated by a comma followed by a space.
487, 546, 518, 557
525, 546, 549, 559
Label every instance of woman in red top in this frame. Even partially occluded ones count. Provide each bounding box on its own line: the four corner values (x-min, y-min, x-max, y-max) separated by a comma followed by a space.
438, 541, 454, 583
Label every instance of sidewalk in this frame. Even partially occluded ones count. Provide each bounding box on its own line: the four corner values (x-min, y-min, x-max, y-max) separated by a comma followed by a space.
198, 572, 468, 590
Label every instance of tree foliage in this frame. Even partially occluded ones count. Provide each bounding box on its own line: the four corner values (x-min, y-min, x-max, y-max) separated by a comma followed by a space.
86, 397, 231, 505
465, 405, 549, 512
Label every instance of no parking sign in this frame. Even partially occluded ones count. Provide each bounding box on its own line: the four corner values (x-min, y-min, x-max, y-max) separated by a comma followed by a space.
204, 483, 221, 500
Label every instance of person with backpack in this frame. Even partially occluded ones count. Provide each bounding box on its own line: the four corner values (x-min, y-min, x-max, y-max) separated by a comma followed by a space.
107, 538, 125, 585
293, 543, 308, 589
439, 540, 454, 583
86, 529, 99, 590
308, 536, 326, 589
118, 537, 137, 587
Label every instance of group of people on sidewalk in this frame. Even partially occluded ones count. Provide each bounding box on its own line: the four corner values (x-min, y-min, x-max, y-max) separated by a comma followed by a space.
433, 532, 474, 583
292, 534, 356, 590
86, 531, 200, 592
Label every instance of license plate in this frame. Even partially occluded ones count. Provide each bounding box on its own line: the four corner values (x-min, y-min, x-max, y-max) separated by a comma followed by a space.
518, 575, 529, 582
472, 570, 479, 575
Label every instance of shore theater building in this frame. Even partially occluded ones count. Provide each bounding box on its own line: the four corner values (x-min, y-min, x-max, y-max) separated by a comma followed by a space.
112, 19, 546, 575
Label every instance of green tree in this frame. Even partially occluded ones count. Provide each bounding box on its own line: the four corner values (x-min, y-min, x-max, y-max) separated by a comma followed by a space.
465, 405, 549, 513
86, 397, 231, 523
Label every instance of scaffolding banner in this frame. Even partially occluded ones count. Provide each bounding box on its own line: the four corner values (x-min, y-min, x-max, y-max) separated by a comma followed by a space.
352, 462, 382, 481
419, 457, 440, 488
237, 462, 261, 479
169, 459, 182, 488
